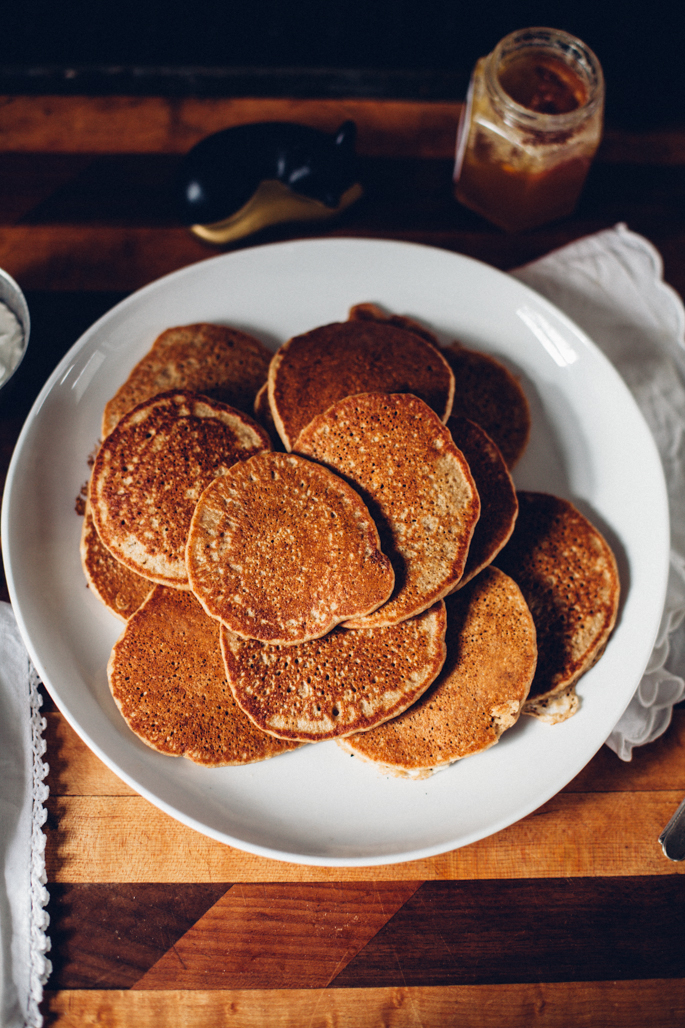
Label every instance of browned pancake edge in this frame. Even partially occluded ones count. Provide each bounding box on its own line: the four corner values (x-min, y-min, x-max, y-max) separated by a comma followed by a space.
446, 414, 518, 589
268, 320, 455, 449
295, 392, 481, 628
441, 342, 531, 468
220, 600, 448, 742
90, 390, 271, 588
186, 451, 395, 645
347, 302, 441, 347
80, 500, 153, 620
338, 567, 537, 777
102, 322, 272, 437
107, 587, 300, 766
493, 491, 620, 723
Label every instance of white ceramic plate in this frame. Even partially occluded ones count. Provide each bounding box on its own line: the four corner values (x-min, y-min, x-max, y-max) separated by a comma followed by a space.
2, 238, 669, 866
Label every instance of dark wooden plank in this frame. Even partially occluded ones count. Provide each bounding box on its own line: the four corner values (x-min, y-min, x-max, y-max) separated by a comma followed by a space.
0, 97, 463, 159
46, 883, 231, 989
0, 153, 95, 225
44, 877, 685, 993
132, 882, 422, 990
0, 219, 677, 294
45, 882, 422, 991
4, 153, 685, 239
5, 96, 685, 163
333, 877, 685, 987
14, 154, 182, 227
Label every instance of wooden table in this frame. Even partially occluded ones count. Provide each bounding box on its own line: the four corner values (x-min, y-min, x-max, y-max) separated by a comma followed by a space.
2, 95, 685, 1027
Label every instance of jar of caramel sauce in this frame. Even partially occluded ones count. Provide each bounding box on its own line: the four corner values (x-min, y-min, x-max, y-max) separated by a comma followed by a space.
454, 27, 604, 231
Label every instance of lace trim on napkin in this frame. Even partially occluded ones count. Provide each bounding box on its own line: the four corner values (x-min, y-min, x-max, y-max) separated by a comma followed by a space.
513, 223, 685, 759
27, 665, 50, 1028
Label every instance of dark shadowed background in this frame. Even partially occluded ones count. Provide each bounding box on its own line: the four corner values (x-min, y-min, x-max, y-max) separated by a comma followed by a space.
2, 0, 683, 129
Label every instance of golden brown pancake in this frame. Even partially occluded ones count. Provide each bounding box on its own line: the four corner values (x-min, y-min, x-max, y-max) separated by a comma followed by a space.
441, 342, 531, 468
220, 600, 447, 742
107, 586, 300, 766
493, 491, 620, 724
446, 415, 518, 588
295, 392, 480, 628
268, 319, 455, 450
347, 302, 441, 347
80, 500, 153, 620
338, 567, 537, 777
253, 380, 282, 449
102, 323, 271, 437
186, 451, 395, 645
90, 390, 271, 588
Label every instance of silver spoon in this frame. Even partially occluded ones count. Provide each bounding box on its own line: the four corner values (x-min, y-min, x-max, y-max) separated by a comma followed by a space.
659, 796, 685, 860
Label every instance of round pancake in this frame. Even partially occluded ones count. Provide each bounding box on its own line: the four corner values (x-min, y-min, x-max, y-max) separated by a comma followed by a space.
186, 451, 395, 645
347, 302, 441, 347
102, 322, 271, 437
90, 390, 271, 588
108, 586, 299, 766
295, 393, 480, 628
220, 600, 447, 742
338, 567, 537, 777
493, 491, 620, 723
80, 500, 153, 620
268, 320, 455, 450
441, 342, 531, 468
446, 415, 518, 589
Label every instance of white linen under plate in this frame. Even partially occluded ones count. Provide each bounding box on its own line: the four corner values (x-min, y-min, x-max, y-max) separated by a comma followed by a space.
0, 602, 50, 1028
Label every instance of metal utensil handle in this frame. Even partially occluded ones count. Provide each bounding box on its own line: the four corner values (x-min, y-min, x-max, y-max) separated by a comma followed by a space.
659, 796, 685, 860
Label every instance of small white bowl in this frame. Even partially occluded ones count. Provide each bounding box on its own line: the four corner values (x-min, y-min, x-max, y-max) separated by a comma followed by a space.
0, 268, 30, 393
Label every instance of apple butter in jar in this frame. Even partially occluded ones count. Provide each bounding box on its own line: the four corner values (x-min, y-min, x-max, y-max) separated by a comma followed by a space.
454, 27, 604, 231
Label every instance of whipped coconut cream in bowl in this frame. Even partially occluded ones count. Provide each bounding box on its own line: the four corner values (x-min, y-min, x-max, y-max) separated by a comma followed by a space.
0, 268, 29, 395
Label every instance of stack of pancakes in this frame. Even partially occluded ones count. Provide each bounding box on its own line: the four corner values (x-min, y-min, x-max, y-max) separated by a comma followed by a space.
80, 309, 620, 777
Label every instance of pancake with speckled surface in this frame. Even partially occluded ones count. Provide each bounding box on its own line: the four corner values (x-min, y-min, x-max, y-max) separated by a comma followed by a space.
268, 319, 455, 450
446, 415, 518, 589
441, 342, 531, 468
102, 322, 271, 437
80, 500, 153, 620
295, 392, 480, 628
220, 600, 447, 742
493, 491, 620, 724
108, 586, 300, 766
338, 567, 537, 777
186, 451, 395, 645
347, 302, 441, 347
90, 390, 271, 588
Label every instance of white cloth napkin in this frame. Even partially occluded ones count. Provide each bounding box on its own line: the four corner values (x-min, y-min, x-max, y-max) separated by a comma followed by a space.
0, 602, 50, 1028
513, 222, 685, 759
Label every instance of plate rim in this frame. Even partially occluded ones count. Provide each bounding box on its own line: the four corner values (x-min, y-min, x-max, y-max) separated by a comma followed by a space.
1, 236, 670, 866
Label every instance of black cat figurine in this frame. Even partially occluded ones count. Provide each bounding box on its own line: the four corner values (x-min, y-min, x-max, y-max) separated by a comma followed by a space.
176, 120, 363, 244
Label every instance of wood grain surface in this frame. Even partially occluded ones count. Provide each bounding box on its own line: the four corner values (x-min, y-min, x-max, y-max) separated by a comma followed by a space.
1, 95, 685, 1027
41, 982, 685, 1028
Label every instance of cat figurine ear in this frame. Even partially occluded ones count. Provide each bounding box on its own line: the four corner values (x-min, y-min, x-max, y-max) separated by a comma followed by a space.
176, 120, 363, 244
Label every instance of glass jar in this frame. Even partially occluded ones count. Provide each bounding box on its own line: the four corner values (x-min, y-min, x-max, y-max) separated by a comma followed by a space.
453, 27, 604, 232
